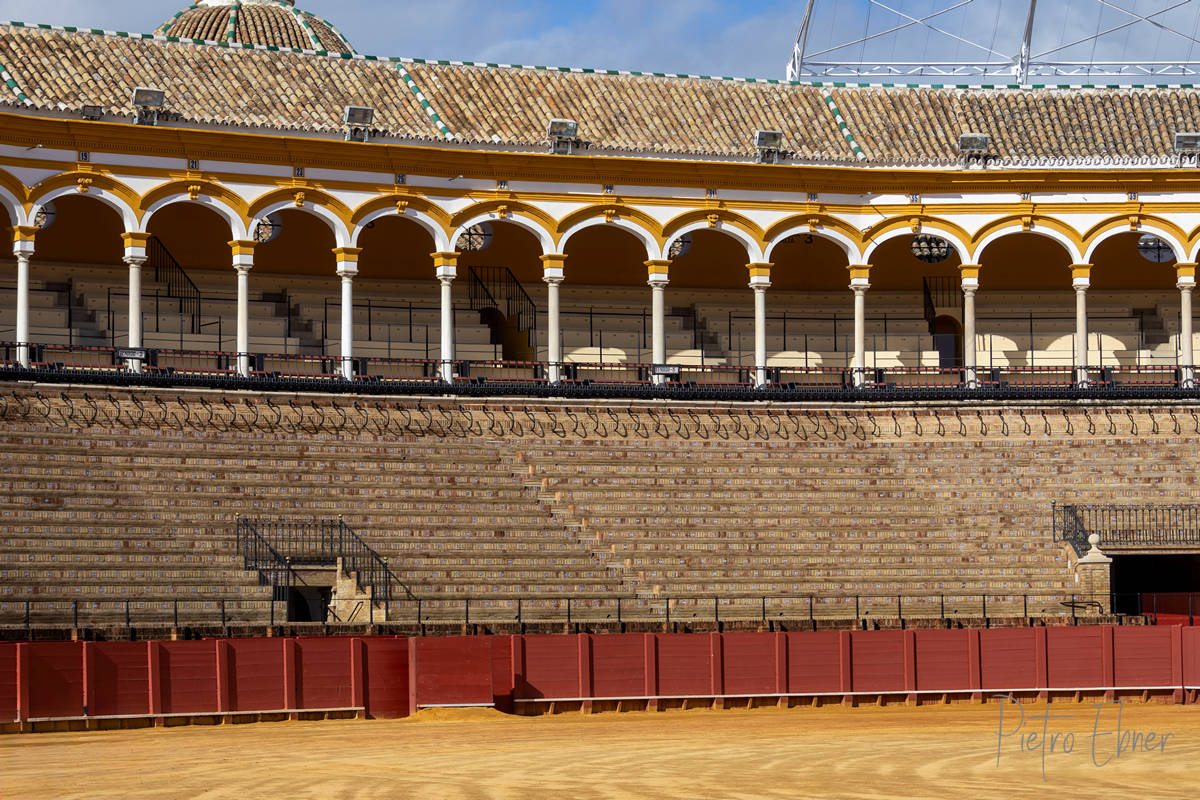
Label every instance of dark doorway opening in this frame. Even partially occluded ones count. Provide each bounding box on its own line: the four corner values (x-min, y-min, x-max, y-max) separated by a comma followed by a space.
1111, 553, 1200, 620
288, 586, 332, 622
932, 315, 962, 368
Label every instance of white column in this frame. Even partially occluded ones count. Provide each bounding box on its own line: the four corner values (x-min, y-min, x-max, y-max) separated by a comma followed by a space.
847, 265, 871, 387
646, 259, 670, 385
960, 265, 980, 388
339, 270, 355, 380
430, 253, 458, 382
1178, 264, 1196, 388
229, 240, 255, 378
1072, 264, 1090, 387
236, 265, 251, 377
748, 263, 772, 388
13, 233, 33, 367
120, 232, 150, 372
541, 254, 566, 384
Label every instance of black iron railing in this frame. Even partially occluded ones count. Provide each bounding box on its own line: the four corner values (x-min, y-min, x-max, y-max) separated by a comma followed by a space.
235, 518, 292, 624
148, 237, 200, 332
466, 266, 539, 346
236, 517, 414, 607
1053, 502, 1200, 551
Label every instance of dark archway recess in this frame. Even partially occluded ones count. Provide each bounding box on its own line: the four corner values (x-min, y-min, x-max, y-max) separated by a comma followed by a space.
933, 314, 963, 367
1111, 553, 1200, 620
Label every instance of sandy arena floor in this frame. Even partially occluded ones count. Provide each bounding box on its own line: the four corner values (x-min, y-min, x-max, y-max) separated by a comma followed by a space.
1, 701, 1198, 799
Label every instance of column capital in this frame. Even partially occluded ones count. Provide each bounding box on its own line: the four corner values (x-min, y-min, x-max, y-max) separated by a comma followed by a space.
120, 231, 152, 248
1176, 262, 1197, 286
333, 246, 361, 277
12, 225, 37, 250
747, 262, 772, 288
229, 239, 256, 270
847, 263, 872, 282
431, 251, 458, 280
1069, 263, 1092, 286
645, 259, 671, 285
957, 263, 982, 281
123, 255, 147, 268
541, 253, 567, 283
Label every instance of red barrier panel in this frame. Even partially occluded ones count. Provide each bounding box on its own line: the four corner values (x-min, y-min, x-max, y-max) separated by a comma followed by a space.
1046, 626, 1104, 688
787, 630, 842, 693
228, 639, 286, 712
590, 633, 646, 699
87, 643, 150, 718
364, 638, 409, 718
296, 638, 353, 710
655, 633, 715, 697
850, 630, 906, 693
158, 641, 218, 715
914, 629, 971, 692
0, 644, 17, 722
520, 634, 582, 699
29, 642, 84, 719
1184, 628, 1200, 692
410, 636, 493, 708
721, 632, 776, 696
1114, 627, 1175, 687
979, 628, 1038, 691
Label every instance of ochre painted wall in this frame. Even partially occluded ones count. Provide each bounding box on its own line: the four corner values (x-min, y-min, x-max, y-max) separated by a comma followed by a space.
356, 217, 435, 281
30, 196, 123, 266
146, 204, 233, 271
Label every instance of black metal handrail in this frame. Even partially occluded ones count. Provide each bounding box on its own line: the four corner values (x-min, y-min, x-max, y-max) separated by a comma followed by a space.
1053, 502, 1200, 550
236, 517, 415, 608
148, 237, 200, 332
235, 517, 292, 624
466, 266, 539, 346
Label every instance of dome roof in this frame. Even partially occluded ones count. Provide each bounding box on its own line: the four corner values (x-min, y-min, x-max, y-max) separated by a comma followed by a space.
157, 0, 355, 55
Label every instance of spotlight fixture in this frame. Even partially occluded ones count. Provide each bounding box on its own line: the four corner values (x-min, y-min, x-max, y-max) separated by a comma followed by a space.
132, 87, 166, 126
754, 129, 784, 164
32, 201, 56, 230
81, 105, 104, 121
343, 105, 375, 142
910, 234, 951, 264
958, 132, 993, 169
547, 118, 587, 155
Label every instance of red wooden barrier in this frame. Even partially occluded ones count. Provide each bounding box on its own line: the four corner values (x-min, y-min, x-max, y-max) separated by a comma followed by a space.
2, 626, 1198, 731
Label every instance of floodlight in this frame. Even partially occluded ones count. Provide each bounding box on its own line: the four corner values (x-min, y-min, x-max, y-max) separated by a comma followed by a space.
344, 105, 375, 126
1174, 132, 1200, 153
547, 118, 578, 139
911, 234, 951, 264
132, 87, 166, 109
754, 129, 783, 149
81, 105, 104, 121
958, 133, 990, 153
1136, 234, 1174, 263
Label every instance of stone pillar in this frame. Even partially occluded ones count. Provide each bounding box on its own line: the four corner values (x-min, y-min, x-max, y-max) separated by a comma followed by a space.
1075, 534, 1113, 615
848, 264, 872, 387
333, 247, 361, 381
747, 263, 772, 388
431, 251, 458, 382
541, 253, 567, 383
11, 226, 35, 368
646, 259, 671, 385
1071, 263, 1091, 387
229, 240, 256, 377
959, 263, 982, 388
120, 232, 151, 372
1177, 262, 1196, 388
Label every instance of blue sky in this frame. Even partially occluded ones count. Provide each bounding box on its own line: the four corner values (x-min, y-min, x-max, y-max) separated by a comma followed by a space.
0, 1, 1196, 79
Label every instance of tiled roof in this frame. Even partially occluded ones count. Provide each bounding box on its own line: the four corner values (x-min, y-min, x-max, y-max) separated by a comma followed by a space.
0, 25, 436, 138
157, 1, 354, 55
2, 22, 1200, 166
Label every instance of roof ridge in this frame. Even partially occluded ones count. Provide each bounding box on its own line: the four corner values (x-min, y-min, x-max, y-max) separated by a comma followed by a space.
3, 20, 1197, 88
0, 55, 32, 107
395, 64, 452, 140
818, 88, 866, 161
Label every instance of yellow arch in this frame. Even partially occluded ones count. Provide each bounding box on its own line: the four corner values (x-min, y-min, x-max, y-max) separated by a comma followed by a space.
763, 213, 862, 251
861, 215, 971, 249
971, 214, 1085, 261
27, 171, 142, 217
350, 193, 451, 230
449, 199, 558, 245
661, 208, 765, 247
556, 203, 664, 243
139, 179, 250, 220
247, 186, 353, 228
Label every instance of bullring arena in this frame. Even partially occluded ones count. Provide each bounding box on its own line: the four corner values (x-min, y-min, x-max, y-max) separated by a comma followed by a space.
2, 0, 1200, 797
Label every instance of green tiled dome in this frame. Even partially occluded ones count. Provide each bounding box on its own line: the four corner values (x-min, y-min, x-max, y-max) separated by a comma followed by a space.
157, 0, 355, 54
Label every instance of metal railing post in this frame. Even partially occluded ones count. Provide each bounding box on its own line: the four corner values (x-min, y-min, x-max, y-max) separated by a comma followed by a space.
74, 600, 79, 629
